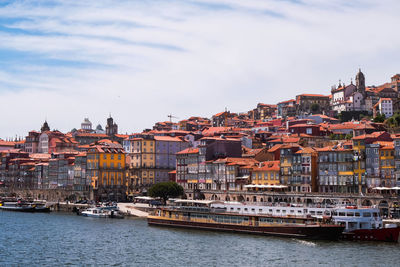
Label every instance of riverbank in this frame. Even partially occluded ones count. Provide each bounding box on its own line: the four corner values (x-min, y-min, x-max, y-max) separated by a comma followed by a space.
51, 201, 151, 217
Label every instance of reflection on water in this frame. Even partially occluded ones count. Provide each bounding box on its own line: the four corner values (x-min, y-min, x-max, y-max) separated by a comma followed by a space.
0, 211, 399, 266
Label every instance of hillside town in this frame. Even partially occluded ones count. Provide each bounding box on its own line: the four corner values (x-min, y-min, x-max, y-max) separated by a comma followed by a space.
1, 69, 400, 211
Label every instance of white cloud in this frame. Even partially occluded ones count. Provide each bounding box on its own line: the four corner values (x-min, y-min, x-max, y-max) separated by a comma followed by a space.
0, 0, 400, 138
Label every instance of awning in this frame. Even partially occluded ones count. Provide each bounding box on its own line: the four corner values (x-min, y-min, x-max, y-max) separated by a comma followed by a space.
134, 196, 155, 200
236, 175, 249, 180
372, 187, 388, 190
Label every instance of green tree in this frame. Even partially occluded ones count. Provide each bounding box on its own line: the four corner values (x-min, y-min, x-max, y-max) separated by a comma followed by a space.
373, 113, 386, 123
310, 103, 320, 114
148, 181, 184, 203
345, 133, 353, 140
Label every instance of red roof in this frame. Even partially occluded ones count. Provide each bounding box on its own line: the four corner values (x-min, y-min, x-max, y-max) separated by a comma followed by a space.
176, 147, 199, 155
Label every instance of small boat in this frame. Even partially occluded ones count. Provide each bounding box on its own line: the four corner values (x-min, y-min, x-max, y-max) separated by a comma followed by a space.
148, 200, 344, 241
32, 203, 51, 213
81, 206, 124, 219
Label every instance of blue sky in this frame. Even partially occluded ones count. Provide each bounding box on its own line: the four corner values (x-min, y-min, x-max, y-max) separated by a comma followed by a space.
0, 0, 400, 138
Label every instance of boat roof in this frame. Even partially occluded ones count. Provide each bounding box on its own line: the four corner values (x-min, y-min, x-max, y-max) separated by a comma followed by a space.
173, 199, 220, 205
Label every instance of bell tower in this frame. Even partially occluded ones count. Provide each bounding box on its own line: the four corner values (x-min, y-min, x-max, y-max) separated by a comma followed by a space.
355, 68, 366, 96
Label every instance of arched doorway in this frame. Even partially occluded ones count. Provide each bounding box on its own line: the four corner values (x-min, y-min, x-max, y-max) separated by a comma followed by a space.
211, 194, 218, 200
361, 199, 372, 207
379, 200, 389, 217
237, 195, 245, 202
225, 196, 230, 201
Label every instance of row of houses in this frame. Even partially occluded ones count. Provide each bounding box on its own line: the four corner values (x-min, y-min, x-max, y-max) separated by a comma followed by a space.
175, 131, 400, 196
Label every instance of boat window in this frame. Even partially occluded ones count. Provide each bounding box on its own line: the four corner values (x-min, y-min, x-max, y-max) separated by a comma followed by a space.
346, 212, 354, 217
269, 209, 273, 212
298, 210, 302, 214
317, 211, 323, 215
332, 211, 337, 216
259, 209, 262, 212
338, 212, 345, 216
373, 212, 378, 217
251, 208, 255, 211
237, 208, 241, 211
355, 212, 360, 217
244, 208, 248, 211
276, 209, 280, 213
363, 212, 371, 217
310, 211, 315, 215
282, 210, 286, 214
290, 210, 294, 213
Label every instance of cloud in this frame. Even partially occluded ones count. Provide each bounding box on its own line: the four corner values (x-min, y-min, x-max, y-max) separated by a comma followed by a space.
0, 0, 400, 138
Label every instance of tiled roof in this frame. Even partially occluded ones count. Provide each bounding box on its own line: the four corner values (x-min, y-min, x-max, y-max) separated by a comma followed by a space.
253, 161, 280, 171
176, 147, 199, 155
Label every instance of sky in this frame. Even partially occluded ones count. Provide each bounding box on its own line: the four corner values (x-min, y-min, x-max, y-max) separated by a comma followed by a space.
0, 0, 400, 139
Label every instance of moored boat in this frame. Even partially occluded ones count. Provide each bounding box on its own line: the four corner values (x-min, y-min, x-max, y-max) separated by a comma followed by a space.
0, 201, 36, 212
81, 206, 124, 219
210, 202, 400, 242
147, 200, 344, 241
332, 207, 400, 242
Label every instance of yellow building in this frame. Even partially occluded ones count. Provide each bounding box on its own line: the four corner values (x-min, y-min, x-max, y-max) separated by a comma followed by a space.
379, 143, 395, 187
352, 136, 366, 192
87, 139, 126, 201
129, 136, 155, 189
251, 161, 280, 185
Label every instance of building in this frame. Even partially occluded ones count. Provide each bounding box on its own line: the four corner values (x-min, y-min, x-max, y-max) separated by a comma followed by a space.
154, 136, 188, 183
331, 70, 367, 114
176, 148, 200, 190
296, 94, 330, 115
292, 147, 317, 192
81, 118, 93, 132
86, 140, 126, 201
251, 161, 280, 186
277, 99, 296, 118
105, 116, 118, 136
373, 98, 393, 118
38, 131, 78, 154
24, 131, 40, 153
279, 144, 301, 189
379, 143, 395, 187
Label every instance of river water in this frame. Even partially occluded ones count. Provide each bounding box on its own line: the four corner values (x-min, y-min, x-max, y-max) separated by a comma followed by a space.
0, 211, 399, 266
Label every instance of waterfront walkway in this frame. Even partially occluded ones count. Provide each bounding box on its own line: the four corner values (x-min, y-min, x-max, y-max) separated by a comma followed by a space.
117, 203, 149, 217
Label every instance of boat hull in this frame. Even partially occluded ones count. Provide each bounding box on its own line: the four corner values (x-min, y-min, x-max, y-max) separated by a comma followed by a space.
341, 227, 400, 242
0, 206, 36, 212
147, 217, 344, 241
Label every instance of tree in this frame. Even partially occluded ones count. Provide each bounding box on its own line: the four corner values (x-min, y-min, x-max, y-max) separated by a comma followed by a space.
345, 133, 353, 140
373, 113, 386, 123
310, 103, 320, 114
148, 181, 184, 203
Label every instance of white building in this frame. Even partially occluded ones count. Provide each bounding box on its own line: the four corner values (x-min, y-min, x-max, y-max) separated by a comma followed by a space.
374, 98, 393, 118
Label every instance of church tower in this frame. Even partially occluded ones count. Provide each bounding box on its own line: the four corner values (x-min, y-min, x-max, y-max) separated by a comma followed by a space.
106, 115, 118, 136
41, 120, 50, 132
355, 68, 366, 96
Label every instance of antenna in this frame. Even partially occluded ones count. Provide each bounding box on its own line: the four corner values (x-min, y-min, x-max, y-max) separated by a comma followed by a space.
167, 114, 179, 122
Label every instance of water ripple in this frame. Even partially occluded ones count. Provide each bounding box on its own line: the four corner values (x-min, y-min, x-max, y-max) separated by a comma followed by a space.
0, 211, 399, 266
